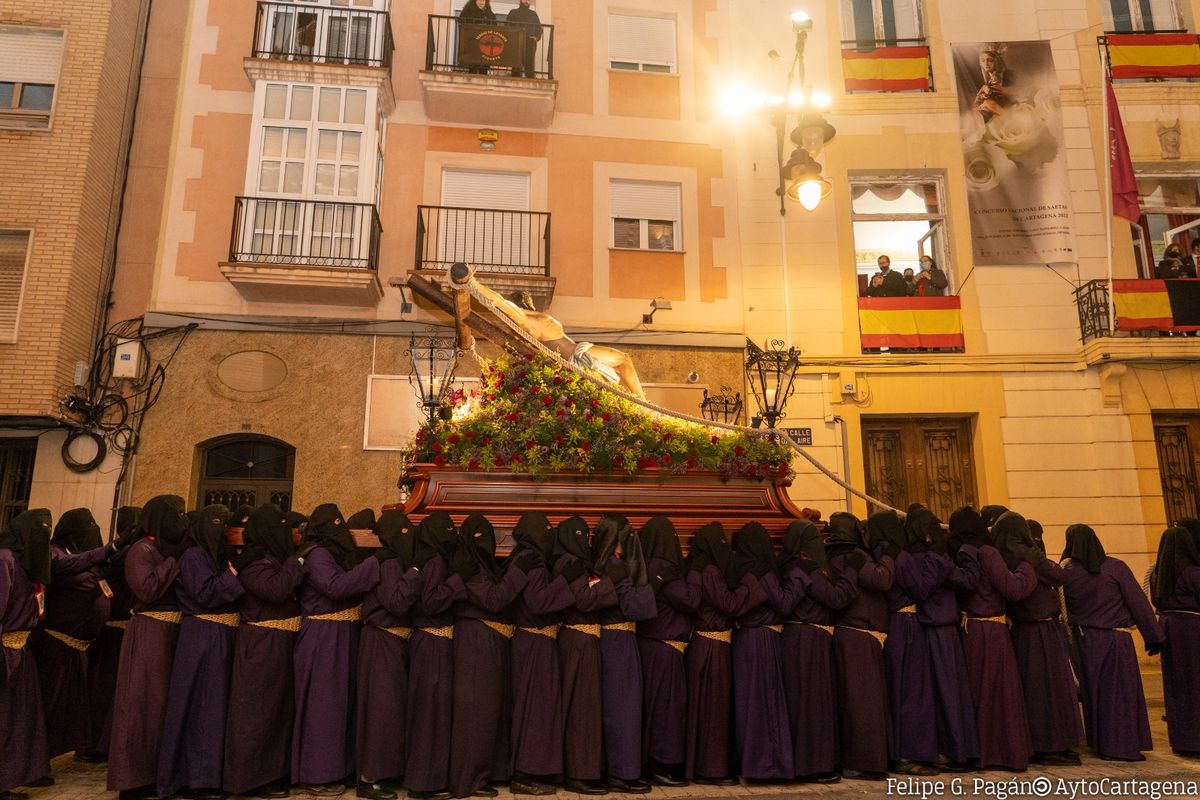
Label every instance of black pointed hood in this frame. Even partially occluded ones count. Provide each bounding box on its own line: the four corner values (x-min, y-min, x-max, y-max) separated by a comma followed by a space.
1061, 523, 1106, 574
0, 508, 52, 584
52, 508, 102, 554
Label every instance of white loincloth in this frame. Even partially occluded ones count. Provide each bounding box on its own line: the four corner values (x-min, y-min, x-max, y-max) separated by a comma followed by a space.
571, 342, 621, 385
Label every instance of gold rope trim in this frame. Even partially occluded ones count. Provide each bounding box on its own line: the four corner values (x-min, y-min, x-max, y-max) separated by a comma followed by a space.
695, 629, 732, 643
836, 624, 887, 647
378, 625, 413, 640
46, 629, 91, 651
961, 614, 1007, 632
664, 639, 688, 654
2, 630, 30, 649
564, 623, 601, 638
139, 611, 183, 625
519, 624, 561, 640
105, 620, 130, 630
482, 620, 516, 639
602, 622, 636, 633
307, 605, 363, 623
248, 616, 302, 633
418, 625, 454, 639
194, 612, 240, 628
896, 604, 918, 614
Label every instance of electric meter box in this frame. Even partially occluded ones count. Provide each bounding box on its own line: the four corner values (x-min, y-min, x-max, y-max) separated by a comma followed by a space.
112, 338, 143, 379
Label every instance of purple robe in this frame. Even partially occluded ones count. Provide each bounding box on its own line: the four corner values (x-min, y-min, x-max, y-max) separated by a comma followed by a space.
33, 543, 110, 757
107, 538, 181, 791
917, 548, 979, 763
961, 546, 1036, 770
358, 559, 422, 782
157, 548, 246, 796
830, 548, 894, 774
637, 558, 700, 769
291, 549, 380, 785
886, 550, 948, 763
1154, 564, 1200, 753
449, 561, 527, 797
1008, 558, 1082, 755
405, 556, 466, 792
510, 564, 575, 776
223, 555, 305, 794
767, 566, 855, 778
1062, 557, 1165, 760
598, 570, 656, 781
88, 544, 132, 758
732, 595, 793, 779
686, 566, 766, 780
0, 548, 50, 793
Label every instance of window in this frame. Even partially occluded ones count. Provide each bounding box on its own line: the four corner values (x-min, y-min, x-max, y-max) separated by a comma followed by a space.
610, 180, 681, 251
255, 83, 368, 199
198, 435, 295, 512
1105, 0, 1184, 31
0, 231, 31, 342
0, 27, 63, 129
849, 177, 950, 294
839, 0, 924, 46
1132, 174, 1200, 278
438, 169, 535, 271
608, 14, 676, 73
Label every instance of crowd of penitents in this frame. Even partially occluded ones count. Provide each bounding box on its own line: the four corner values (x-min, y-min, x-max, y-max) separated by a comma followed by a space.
0, 498, 1198, 800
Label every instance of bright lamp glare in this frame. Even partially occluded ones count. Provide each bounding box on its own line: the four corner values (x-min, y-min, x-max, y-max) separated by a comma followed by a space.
790, 10, 811, 23
810, 89, 832, 109
717, 87, 761, 118
786, 90, 805, 107
767, 95, 785, 106
796, 180, 823, 211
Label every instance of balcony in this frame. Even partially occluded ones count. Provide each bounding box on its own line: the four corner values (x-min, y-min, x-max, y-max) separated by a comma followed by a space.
840, 39, 933, 93
221, 197, 383, 305
1102, 31, 1200, 82
858, 296, 964, 353
1074, 277, 1200, 343
415, 205, 555, 307
245, 2, 395, 111
418, 15, 558, 128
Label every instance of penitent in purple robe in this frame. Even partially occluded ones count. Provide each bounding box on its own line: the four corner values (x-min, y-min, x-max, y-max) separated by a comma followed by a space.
961, 546, 1036, 770
687, 566, 766, 780
510, 564, 575, 777
357, 559, 422, 783
637, 557, 700, 770
292, 548, 380, 785
88, 544, 132, 758
107, 538, 181, 792
0, 548, 50, 793
33, 544, 110, 757
448, 561, 527, 797
917, 548, 979, 763
598, 566, 656, 781
157, 548, 246, 797
1062, 557, 1164, 760
1154, 563, 1200, 754
732, 589, 794, 779
223, 555, 305, 794
830, 548, 894, 775
1008, 558, 1082, 756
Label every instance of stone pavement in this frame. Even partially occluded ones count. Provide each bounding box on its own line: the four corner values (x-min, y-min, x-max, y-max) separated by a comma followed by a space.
21, 668, 1200, 800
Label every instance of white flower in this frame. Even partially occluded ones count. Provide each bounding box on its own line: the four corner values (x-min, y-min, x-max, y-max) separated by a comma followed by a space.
1033, 86, 1061, 121
962, 140, 1015, 193
984, 102, 1058, 171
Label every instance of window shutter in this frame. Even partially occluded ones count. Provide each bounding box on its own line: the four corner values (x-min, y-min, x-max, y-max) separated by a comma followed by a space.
0, 232, 30, 342
0, 28, 64, 84
608, 14, 676, 67
610, 180, 681, 221
441, 169, 531, 211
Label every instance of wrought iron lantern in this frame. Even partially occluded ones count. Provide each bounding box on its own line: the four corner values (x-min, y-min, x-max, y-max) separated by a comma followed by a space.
406, 329, 460, 426
699, 386, 743, 425
743, 338, 800, 428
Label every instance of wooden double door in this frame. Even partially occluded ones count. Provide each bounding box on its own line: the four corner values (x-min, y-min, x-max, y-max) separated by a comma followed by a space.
1153, 415, 1200, 523
862, 417, 978, 521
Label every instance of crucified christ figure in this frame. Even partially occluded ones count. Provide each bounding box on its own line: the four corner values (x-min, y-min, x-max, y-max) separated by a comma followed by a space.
447, 262, 646, 398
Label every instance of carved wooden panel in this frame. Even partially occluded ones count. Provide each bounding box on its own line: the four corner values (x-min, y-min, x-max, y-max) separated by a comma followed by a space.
863, 417, 976, 520
1154, 421, 1200, 523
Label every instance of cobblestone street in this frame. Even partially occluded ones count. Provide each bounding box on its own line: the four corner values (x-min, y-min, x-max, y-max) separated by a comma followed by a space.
19, 668, 1200, 800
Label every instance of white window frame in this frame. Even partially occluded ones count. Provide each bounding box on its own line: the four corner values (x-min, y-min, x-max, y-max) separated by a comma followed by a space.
0, 27, 64, 131
1103, 0, 1185, 32
848, 174, 953, 293
608, 13, 677, 73
609, 180, 682, 252
0, 229, 33, 344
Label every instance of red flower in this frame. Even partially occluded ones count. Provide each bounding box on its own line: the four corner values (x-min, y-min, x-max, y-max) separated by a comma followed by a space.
711, 435, 719, 444
521, 353, 533, 361
507, 412, 519, 422
686, 456, 697, 468
518, 371, 527, 382
497, 371, 505, 382
590, 399, 600, 409
555, 435, 565, 445
432, 442, 442, 453
555, 408, 565, 417
583, 410, 593, 421
469, 458, 480, 469
600, 411, 612, 422
433, 454, 446, 466
553, 376, 563, 385
662, 432, 673, 441
487, 394, 495, 402
448, 434, 460, 445
509, 385, 523, 395
541, 394, 554, 406
581, 442, 591, 452
510, 454, 521, 464
660, 454, 672, 465
494, 455, 506, 466
612, 455, 623, 467
525, 439, 536, 450
480, 436, 491, 446
734, 445, 745, 457
465, 431, 475, 440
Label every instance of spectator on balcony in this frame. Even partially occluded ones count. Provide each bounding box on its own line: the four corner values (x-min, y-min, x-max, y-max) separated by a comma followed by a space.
507, 0, 543, 79
902, 268, 916, 296
1158, 244, 1196, 279
865, 255, 907, 298
914, 256, 949, 297
460, 0, 496, 75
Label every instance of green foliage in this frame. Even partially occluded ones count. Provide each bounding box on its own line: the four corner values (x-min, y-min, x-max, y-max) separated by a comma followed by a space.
416, 348, 795, 481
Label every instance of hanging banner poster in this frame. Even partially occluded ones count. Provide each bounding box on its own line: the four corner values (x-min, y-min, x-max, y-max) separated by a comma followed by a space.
953, 40, 1074, 265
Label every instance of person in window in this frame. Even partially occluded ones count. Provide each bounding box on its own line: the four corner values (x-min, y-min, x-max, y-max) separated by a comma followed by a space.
507, 0, 543, 79
1157, 243, 1194, 279
460, 0, 496, 75
902, 268, 917, 296
915, 256, 949, 297
865, 255, 907, 297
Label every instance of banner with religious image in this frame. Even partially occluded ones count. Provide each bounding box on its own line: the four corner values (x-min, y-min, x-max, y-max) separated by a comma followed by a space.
953, 40, 1074, 265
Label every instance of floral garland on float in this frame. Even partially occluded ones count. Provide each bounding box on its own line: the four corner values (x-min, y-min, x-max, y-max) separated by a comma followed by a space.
413, 348, 794, 481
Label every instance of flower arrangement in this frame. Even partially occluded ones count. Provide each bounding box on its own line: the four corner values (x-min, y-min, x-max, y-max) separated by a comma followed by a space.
415, 348, 795, 481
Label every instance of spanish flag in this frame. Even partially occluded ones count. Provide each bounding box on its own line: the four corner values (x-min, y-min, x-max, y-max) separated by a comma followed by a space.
1106, 33, 1200, 80
841, 46, 932, 92
858, 296, 964, 349
1113, 279, 1200, 331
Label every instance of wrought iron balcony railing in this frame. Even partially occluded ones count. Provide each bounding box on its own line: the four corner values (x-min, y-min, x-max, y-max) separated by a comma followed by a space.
1074, 279, 1112, 343
230, 197, 382, 270
415, 206, 550, 277
424, 14, 555, 80
252, 2, 393, 69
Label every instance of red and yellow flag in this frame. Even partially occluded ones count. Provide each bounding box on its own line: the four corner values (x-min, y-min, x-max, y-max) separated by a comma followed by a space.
842, 46, 931, 92
1107, 33, 1200, 79
858, 296, 963, 349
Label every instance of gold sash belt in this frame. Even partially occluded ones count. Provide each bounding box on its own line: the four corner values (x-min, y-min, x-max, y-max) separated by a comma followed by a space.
602, 622, 636, 633
378, 625, 413, 640
47, 630, 91, 651
418, 625, 454, 639
105, 620, 130, 630
482, 620, 516, 639
766, 624, 783, 633
194, 612, 240, 628
248, 616, 302, 633
2, 630, 30, 649
139, 611, 183, 624
788, 621, 835, 636
664, 639, 688, 654
1164, 609, 1200, 617
695, 629, 732, 643
565, 623, 601, 638
307, 605, 362, 623
896, 604, 918, 614
1114, 626, 1135, 634
836, 624, 887, 647
962, 614, 1008, 631
519, 624, 561, 640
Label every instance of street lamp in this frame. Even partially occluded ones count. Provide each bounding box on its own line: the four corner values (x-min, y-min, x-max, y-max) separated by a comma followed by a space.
744, 338, 800, 428
773, 9, 836, 214
406, 329, 459, 426
699, 387, 743, 425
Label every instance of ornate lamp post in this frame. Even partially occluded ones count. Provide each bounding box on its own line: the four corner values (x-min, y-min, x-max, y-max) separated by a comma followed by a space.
744, 338, 800, 428
406, 329, 460, 427
699, 386, 743, 425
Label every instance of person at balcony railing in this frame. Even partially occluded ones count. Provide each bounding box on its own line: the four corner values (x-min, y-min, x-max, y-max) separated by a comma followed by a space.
1157, 243, 1197, 279
507, 0, 543, 79
864, 255, 908, 298
902, 268, 917, 296
914, 257, 949, 297
460, 0, 496, 74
